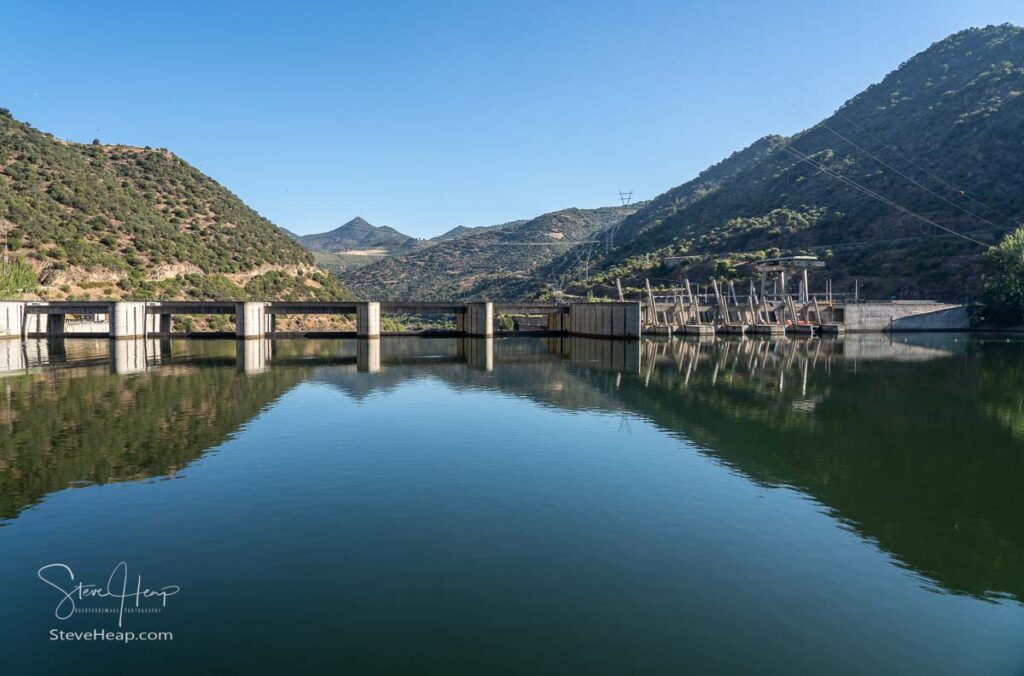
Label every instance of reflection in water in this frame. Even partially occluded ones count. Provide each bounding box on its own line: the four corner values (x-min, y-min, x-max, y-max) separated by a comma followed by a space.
634, 335, 1024, 602
0, 334, 1022, 612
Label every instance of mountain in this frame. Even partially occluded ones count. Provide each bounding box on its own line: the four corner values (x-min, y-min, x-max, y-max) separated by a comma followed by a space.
295, 217, 422, 274
297, 216, 418, 254
341, 205, 640, 300
434, 220, 526, 242
0, 109, 349, 301
536, 24, 1024, 302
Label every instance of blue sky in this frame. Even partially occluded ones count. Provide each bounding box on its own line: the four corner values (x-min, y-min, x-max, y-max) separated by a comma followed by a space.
4, 1, 1023, 238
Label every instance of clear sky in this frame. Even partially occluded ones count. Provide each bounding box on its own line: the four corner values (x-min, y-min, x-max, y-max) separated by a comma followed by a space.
3, 0, 1022, 238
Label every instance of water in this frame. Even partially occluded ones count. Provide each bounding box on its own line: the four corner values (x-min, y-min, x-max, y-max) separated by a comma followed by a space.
0, 334, 1022, 675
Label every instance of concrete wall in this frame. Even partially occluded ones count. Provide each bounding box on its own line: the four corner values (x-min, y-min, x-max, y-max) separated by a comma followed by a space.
567, 302, 641, 338
843, 301, 968, 332
65, 320, 109, 334
891, 305, 970, 331
0, 302, 25, 338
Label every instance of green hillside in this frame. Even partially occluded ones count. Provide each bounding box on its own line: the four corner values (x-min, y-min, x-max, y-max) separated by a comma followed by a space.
342, 205, 639, 300
0, 109, 348, 301
538, 24, 1024, 302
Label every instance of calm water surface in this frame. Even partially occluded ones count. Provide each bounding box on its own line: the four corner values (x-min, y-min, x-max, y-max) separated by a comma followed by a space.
0, 335, 1022, 674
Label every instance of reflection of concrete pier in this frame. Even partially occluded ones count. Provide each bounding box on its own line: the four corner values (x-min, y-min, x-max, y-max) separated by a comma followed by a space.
0, 339, 25, 374
356, 339, 381, 373
236, 339, 272, 374
109, 338, 148, 374
457, 337, 494, 371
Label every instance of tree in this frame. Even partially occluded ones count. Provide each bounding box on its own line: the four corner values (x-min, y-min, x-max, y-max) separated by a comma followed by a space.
982, 227, 1024, 325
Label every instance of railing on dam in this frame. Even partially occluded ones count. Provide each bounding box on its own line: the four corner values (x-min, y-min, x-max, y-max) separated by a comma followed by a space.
0, 300, 642, 340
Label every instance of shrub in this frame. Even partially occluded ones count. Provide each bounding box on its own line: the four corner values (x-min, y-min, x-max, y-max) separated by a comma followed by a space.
981, 227, 1024, 325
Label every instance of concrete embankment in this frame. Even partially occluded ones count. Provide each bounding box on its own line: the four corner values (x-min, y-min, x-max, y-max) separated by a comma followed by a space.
843, 302, 969, 332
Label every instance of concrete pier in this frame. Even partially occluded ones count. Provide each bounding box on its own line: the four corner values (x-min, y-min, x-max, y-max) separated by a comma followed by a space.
235, 302, 267, 339
111, 302, 147, 339
464, 302, 494, 337
0, 302, 25, 338
357, 301, 381, 338
46, 313, 66, 336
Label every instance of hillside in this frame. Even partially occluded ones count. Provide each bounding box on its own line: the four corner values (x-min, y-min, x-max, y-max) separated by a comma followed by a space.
0, 109, 348, 301
434, 220, 526, 242
538, 24, 1024, 301
342, 205, 639, 300
298, 217, 418, 253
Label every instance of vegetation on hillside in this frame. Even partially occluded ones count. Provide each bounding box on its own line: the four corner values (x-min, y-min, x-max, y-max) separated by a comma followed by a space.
0, 257, 37, 298
0, 109, 349, 301
341, 206, 639, 300
533, 24, 1024, 302
982, 227, 1024, 325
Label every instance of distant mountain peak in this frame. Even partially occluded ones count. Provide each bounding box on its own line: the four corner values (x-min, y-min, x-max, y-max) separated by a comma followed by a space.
297, 216, 417, 254
341, 216, 372, 228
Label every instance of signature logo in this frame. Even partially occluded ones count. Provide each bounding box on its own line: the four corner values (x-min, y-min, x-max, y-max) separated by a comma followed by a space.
37, 562, 180, 627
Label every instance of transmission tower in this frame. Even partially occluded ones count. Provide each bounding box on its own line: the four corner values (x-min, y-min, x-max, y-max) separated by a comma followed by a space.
606, 189, 635, 253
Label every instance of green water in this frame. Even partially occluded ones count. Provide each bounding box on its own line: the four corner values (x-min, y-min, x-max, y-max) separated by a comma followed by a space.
0, 335, 1021, 674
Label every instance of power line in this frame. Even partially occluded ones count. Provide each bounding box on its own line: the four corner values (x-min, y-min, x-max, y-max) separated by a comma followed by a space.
779, 144, 992, 247
715, 106, 993, 249
678, 1, 1021, 234
770, 66, 1022, 231
645, 228, 997, 271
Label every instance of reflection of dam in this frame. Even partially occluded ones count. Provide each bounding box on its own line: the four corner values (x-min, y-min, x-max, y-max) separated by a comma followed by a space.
0, 333, 1020, 607
0, 336, 643, 377
0, 333, 957, 380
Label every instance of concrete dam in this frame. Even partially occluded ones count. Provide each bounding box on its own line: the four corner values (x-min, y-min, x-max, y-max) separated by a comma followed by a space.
0, 300, 642, 340
0, 298, 968, 341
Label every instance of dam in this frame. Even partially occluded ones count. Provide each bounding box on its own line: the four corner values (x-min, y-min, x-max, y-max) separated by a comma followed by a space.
0, 297, 970, 340
0, 300, 643, 340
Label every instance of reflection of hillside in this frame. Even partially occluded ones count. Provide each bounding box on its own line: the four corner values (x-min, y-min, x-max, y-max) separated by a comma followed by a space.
620, 336, 1024, 603
2, 334, 1021, 606
0, 342, 309, 522
309, 334, 1024, 603
309, 337, 635, 414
